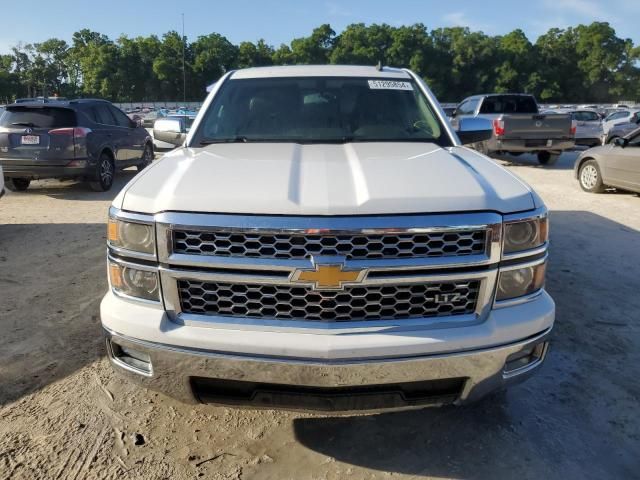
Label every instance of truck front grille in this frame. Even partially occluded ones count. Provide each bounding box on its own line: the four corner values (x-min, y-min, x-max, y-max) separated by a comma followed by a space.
173, 229, 487, 260
178, 280, 480, 321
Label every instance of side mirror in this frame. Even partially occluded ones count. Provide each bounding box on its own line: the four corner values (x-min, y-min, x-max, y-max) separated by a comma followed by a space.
153, 118, 186, 146
613, 137, 628, 148
457, 117, 493, 144
450, 109, 457, 118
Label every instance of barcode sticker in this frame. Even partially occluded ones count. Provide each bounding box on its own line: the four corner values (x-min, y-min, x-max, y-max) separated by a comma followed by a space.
367, 80, 414, 91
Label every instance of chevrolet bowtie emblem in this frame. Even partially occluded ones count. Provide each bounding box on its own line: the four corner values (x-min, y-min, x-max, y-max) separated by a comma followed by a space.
291, 263, 367, 290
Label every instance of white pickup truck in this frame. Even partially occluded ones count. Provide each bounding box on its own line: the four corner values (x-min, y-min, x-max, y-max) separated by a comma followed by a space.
101, 65, 554, 412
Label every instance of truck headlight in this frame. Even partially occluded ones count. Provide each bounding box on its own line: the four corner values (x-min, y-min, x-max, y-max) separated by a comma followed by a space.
496, 262, 546, 301
108, 217, 155, 255
503, 215, 548, 254
109, 261, 160, 301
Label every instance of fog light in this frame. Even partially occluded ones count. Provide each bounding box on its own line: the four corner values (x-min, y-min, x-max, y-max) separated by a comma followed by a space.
110, 341, 152, 375
504, 342, 547, 377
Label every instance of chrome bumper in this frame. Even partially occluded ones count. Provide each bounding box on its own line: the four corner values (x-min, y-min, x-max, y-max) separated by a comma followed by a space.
104, 326, 551, 411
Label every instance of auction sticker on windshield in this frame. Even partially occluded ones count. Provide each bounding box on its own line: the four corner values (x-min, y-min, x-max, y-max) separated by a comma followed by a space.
367, 80, 414, 90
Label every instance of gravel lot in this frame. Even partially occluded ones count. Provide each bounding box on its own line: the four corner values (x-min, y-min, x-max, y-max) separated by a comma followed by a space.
1, 151, 639, 479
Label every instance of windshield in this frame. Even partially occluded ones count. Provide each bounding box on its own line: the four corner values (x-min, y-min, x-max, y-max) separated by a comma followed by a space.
193, 77, 449, 145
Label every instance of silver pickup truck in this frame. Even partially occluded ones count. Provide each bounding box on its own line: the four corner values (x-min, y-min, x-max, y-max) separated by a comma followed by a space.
451, 94, 575, 165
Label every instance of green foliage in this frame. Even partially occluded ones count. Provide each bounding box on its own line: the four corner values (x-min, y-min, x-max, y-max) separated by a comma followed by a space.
1, 22, 638, 103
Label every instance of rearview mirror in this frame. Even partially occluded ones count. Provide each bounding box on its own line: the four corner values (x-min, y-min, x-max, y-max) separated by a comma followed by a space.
153, 118, 186, 146
613, 137, 628, 148
457, 117, 493, 144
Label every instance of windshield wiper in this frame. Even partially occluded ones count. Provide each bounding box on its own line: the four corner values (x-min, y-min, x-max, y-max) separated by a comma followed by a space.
199, 136, 249, 145
11, 122, 37, 127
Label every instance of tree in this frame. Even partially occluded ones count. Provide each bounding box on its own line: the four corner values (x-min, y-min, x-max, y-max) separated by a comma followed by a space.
191, 33, 237, 91
290, 24, 335, 64
533, 28, 582, 102
237, 40, 273, 68
386, 24, 432, 76
494, 29, 534, 93
330, 23, 393, 65
153, 31, 190, 100
0, 22, 638, 102
428, 27, 500, 101
574, 22, 627, 102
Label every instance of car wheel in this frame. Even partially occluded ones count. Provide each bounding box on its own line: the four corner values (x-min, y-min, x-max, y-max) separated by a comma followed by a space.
138, 144, 154, 171
537, 152, 559, 165
607, 136, 619, 144
5, 177, 31, 191
88, 153, 115, 192
579, 159, 605, 193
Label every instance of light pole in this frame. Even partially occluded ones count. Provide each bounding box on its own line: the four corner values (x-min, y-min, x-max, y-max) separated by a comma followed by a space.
182, 13, 186, 106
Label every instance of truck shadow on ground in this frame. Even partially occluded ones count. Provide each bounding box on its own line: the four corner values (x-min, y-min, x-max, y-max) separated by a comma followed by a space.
293, 210, 640, 479
0, 222, 108, 406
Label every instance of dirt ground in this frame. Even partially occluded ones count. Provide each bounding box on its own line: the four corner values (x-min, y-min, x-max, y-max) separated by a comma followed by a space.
0, 151, 639, 480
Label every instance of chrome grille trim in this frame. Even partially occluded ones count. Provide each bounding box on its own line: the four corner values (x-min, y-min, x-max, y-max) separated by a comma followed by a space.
172, 229, 487, 260
178, 279, 481, 321
155, 212, 504, 331
156, 212, 503, 269
159, 266, 498, 332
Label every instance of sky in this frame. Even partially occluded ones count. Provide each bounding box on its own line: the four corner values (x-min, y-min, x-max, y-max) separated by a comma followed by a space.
0, 0, 638, 54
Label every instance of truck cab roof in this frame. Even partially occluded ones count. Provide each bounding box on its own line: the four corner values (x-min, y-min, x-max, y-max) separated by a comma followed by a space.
229, 65, 411, 80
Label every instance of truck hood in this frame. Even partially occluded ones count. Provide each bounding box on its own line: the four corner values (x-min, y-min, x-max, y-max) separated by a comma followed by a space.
119, 143, 535, 215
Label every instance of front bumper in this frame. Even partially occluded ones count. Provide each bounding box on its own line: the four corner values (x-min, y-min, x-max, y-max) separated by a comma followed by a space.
102, 289, 554, 411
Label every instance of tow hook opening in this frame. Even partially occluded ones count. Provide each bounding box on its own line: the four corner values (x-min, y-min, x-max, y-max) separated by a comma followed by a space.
108, 339, 153, 376
503, 341, 548, 378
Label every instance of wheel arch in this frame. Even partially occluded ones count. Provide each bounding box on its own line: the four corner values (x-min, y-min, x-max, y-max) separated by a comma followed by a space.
100, 147, 115, 162
575, 156, 596, 179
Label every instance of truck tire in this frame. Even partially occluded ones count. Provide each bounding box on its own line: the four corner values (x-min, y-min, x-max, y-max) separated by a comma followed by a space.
5, 177, 31, 191
578, 159, 605, 193
537, 152, 559, 165
88, 153, 115, 192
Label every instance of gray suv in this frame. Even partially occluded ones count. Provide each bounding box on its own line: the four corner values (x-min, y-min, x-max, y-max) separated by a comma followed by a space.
0, 99, 153, 192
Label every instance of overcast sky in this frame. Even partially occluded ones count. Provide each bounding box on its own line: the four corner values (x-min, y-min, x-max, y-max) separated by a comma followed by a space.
0, 0, 637, 54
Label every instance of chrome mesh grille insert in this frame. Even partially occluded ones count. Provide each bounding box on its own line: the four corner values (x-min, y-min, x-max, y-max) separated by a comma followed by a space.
178, 280, 480, 321
173, 230, 487, 260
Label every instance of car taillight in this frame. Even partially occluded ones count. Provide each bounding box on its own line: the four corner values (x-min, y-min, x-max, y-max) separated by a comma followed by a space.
570, 120, 577, 136
493, 119, 505, 136
49, 127, 92, 138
